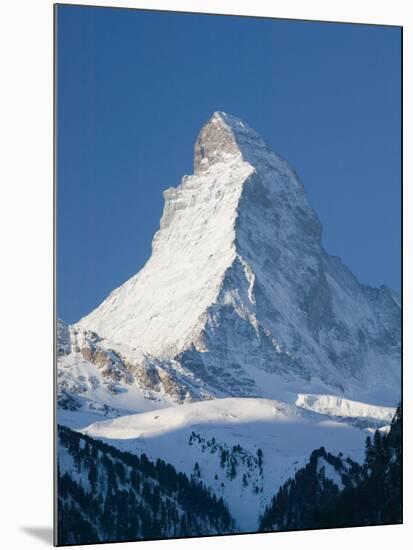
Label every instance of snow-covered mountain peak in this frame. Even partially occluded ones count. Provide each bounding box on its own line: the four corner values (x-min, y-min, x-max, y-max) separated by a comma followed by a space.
194, 111, 240, 173
194, 111, 271, 174
72, 112, 400, 405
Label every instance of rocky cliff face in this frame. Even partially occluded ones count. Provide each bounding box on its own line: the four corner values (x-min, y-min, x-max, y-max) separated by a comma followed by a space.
58, 112, 400, 410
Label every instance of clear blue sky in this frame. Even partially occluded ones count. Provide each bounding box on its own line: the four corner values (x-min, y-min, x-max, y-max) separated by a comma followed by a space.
56, 5, 401, 324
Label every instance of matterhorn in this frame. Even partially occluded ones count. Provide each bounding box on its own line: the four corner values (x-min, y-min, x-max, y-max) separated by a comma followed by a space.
59, 111, 400, 410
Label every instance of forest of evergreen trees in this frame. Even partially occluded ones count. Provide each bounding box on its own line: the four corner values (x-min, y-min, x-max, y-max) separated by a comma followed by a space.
57, 425, 235, 545
57, 405, 402, 544
260, 404, 402, 532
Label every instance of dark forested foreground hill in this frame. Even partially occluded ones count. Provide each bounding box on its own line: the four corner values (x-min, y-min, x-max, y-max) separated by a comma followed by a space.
260, 405, 402, 532
57, 426, 235, 545
57, 405, 401, 545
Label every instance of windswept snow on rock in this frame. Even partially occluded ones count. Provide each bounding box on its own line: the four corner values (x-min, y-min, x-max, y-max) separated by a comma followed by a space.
296, 394, 396, 425
77, 120, 256, 361
81, 397, 367, 531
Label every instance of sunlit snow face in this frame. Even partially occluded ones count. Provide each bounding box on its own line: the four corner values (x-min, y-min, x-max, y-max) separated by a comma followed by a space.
61, 111, 400, 411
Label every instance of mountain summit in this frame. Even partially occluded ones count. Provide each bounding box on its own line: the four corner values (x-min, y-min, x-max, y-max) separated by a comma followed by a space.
72, 112, 400, 406
194, 111, 274, 172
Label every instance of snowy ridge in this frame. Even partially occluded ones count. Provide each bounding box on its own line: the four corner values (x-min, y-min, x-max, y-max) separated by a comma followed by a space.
81, 398, 297, 439
296, 394, 396, 422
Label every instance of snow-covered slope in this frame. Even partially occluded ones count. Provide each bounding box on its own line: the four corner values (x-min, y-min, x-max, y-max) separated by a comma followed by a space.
296, 394, 395, 423
71, 111, 400, 406
80, 397, 373, 530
